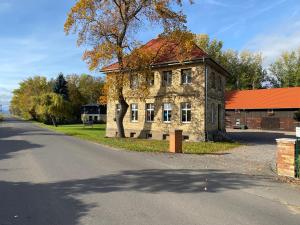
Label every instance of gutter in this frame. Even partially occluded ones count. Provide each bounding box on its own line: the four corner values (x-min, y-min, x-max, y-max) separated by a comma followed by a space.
204, 58, 209, 142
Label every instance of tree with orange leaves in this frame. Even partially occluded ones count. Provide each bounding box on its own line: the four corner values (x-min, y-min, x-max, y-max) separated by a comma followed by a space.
65, 0, 194, 138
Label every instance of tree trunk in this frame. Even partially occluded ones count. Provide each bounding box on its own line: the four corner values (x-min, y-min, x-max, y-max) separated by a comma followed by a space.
116, 96, 128, 138
51, 116, 57, 127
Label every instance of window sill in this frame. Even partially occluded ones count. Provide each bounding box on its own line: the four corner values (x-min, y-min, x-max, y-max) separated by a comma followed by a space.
163, 121, 171, 124
146, 121, 154, 123
181, 121, 191, 124
131, 120, 139, 123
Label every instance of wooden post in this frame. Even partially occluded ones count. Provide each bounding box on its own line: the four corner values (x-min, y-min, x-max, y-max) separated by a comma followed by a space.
169, 129, 183, 153
276, 138, 296, 178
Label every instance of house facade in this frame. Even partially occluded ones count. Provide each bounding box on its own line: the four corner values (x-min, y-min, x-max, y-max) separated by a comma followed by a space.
225, 87, 300, 131
81, 104, 107, 123
102, 38, 229, 141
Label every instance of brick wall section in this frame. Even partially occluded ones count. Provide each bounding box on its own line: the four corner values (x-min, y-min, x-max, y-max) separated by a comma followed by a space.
169, 130, 183, 153
276, 138, 296, 177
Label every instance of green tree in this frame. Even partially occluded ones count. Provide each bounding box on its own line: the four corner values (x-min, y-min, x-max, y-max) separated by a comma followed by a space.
269, 49, 300, 87
195, 34, 224, 63
53, 73, 69, 100
223, 50, 266, 90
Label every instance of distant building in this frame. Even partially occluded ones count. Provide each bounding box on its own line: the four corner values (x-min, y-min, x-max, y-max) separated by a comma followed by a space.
81, 104, 107, 123
225, 87, 300, 131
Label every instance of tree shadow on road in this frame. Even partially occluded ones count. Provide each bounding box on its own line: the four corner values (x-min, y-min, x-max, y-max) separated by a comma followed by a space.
0, 169, 269, 225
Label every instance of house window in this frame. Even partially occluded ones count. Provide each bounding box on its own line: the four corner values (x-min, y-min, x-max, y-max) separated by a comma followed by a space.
131, 104, 138, 122
181, 103, 191, 123
146, 103, 155, 122
162, 71, 172, 86
163, 103, 172, 122
115, 104, 121, 118
147, 73, 155, 86
130, 74, 138, 89
211, 72, 216, 89
218, 76, 222, 91
211, 103, 215, 124
181, 69, 192, 84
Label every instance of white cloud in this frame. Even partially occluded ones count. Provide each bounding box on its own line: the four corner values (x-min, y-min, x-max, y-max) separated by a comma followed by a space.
245, 16, 300, 66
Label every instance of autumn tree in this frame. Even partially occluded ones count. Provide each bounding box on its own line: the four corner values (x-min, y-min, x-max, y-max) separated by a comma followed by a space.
36, 93, 69, 127
65, 0, 194, 137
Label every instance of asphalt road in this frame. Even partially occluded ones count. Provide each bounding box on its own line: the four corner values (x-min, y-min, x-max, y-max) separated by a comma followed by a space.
1, 118, 300, 225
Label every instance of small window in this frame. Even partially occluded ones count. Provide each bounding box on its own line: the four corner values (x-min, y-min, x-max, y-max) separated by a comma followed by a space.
94, 116, 98, 121
115, 104, 121, 118
163, 103, 172, 122
183, 135, 189, 141
181, 69, 192, 84
211, 72, 216, 89
211, 103, 215, 124
234, 109, 240, 114
131, 104, 138, 122
146, 103, 155, 122
147, 73, 155, 86
163, 134, 169, 140
181, 102, 191, 123
162, 71, 172, 86
130, 74, 138, 89
218, 76, 222, 91
130, 132, 136, 138
146, 133, 152, 139
267, 109, 274, 116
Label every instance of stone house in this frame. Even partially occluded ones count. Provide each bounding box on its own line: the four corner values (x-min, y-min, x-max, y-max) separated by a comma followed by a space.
101, 38, 229, 141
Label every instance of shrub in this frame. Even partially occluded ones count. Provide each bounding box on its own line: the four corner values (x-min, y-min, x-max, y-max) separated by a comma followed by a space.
294, 109, 300, 121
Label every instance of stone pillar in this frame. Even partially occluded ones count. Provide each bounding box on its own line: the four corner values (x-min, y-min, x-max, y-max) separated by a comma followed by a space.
169, 130, 183, 153
276, 138, 296, 178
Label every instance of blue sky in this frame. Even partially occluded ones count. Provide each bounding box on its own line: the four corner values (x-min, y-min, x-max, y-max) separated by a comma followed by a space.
1, 0, 300, 111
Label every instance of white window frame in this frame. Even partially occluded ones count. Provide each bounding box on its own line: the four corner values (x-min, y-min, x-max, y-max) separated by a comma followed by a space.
162, 71, 172, 86
181, 69, 192, 85
163, 103, 172, 123
115, 104, 121, 118
131, 103, 138, 122
130, 74, 138, 89
146, 103, 155, 122
181, 102, 192, 123
147, 73, 155, 86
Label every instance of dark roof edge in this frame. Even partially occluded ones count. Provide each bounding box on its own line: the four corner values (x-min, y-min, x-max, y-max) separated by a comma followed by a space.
101, 57, 230, 76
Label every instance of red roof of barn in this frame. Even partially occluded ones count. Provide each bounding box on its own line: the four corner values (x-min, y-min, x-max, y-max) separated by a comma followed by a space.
225, 87, 300, 110
101, 37, 209, 72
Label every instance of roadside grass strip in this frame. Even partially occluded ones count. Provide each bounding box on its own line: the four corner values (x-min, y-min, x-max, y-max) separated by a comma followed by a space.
35, 123, 240, 154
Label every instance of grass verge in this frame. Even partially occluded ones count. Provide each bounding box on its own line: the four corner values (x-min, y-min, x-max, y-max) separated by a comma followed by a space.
35, 123, 240, 154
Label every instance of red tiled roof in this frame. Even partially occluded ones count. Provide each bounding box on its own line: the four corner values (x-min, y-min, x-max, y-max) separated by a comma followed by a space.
225, 87, 300, 110
101, 37, 208, 72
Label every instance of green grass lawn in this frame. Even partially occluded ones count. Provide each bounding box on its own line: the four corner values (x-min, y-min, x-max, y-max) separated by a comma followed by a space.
35, 123, 240, 154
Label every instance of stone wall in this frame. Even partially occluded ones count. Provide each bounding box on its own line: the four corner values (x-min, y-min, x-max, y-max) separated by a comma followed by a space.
276, 138, 296, 177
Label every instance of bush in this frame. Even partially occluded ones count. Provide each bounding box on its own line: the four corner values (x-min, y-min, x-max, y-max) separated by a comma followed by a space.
0, 114, 3, 121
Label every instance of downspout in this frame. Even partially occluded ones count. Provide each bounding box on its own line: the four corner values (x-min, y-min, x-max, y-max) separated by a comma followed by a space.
204, 58, 209, 142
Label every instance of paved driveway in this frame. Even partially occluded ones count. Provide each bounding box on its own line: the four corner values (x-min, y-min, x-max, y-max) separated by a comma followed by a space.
1, 118, 300, 225
226, 129, 296, 174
